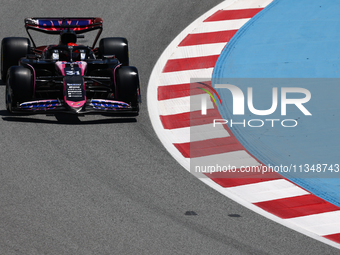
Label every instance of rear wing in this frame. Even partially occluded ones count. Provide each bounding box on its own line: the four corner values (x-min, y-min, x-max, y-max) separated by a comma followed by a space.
24, 17, 103, 48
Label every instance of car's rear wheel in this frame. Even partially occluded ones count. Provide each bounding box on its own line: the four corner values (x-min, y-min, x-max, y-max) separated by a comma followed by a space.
99, 37, 129, 66
6, 66, 33, 113
115, 66, 140, 113
1, 37, 31, 81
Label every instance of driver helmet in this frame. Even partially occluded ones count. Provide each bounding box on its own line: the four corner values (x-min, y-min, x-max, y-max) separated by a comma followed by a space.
60, 30, 77, 45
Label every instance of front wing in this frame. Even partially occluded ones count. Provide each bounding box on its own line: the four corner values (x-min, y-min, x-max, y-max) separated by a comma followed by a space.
12, 99, 139, 116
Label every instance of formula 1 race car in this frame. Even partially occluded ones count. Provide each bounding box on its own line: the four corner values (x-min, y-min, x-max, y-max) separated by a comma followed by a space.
1, 17, 140, 116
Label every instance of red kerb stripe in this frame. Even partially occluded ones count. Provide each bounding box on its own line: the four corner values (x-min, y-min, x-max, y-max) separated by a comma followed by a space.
163, 55, 219, 73
254, 194, 340, 219
204, 8, 264, 22
158, 81, 212, 101
324, 233, 340, 244
205, 166, 282, 186
173, 137, 244, 158
160, 109, 221, 129
178, 30, 237, 46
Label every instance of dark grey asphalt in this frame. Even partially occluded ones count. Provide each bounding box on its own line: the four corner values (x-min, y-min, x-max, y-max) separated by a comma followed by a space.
0, 1, 338, 254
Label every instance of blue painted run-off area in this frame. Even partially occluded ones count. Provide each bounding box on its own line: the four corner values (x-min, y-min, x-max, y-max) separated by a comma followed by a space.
213, 0, 340, 206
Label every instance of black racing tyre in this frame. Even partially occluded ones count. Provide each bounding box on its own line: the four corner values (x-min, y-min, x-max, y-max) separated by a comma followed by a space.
6, 66, 33, 112
115, 66, 140, 112
1, 37, 31, 81
99, 37, 129, 66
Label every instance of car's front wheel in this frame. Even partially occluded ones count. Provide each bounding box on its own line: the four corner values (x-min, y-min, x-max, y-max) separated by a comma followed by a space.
6, 66, 33, 113
115, 66, 140, 114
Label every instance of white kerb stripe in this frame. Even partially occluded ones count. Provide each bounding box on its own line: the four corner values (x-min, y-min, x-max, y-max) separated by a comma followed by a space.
170, 43, 227, 59
192, 150, 260, 170
191, 19, 250, 34
190, 122, 230, 142
164, 123, 230, 143
226, 179, 309, 203
225, 0, 274, 10
159, 68, 214, 86
158, 95, 214, 116
286, 210, 340, 236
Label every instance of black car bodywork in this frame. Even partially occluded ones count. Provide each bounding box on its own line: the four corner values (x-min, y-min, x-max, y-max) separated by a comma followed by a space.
2, 17, 140, 115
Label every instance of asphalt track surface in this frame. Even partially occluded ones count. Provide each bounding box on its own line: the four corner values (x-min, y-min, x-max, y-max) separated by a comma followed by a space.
0, 1, 338, 254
